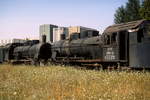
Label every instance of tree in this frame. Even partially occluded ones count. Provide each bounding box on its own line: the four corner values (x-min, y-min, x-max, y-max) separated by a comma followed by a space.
114, 6, 127, 24
140, 0, 150, 20
114, 0, 142, 24
126, 0, 142, 21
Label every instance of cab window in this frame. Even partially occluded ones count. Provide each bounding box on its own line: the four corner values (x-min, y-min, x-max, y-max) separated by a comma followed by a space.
111, 33, 117, 44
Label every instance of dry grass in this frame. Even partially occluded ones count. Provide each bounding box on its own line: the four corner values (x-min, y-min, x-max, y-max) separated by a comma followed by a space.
0, 64, 150, 100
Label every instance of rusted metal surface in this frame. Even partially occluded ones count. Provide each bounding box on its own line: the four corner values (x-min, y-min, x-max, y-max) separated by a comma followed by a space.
104, 19, 146, 34
71, 59, 103, 63
55, 58, 127, 63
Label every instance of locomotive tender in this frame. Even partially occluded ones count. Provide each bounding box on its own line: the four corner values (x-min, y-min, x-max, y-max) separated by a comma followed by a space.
0, 19, 150, 69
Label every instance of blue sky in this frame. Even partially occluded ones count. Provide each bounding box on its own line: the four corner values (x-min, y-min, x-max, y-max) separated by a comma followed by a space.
0, 0, 127, 39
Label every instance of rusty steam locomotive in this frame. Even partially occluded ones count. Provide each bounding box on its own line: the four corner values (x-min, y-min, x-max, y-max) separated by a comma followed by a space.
0, 20, 150, 69
0, 36, 51, 65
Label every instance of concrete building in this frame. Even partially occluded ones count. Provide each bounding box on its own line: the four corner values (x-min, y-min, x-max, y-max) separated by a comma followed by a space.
53, 27, 68, 42
68, 26, 99, 39
39, 24, 58, 43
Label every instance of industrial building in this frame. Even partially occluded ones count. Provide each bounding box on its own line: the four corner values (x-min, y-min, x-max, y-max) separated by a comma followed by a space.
39, 24, 99, 42
53, 27, 68, 42
68, 26, 99, 39
39, 24, 58, 43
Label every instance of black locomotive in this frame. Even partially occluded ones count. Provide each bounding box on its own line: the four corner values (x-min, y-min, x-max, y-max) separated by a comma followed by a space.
0, 35, 51, 65
51, 20, 150, 69
0, 19, 150, 69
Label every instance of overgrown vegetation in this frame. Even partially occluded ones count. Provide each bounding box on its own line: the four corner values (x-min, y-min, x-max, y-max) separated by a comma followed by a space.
0, 64, 150, 100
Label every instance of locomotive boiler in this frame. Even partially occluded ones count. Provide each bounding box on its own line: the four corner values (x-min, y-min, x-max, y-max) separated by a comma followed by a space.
13, 36, 51, 65
51, 35, 104, 66
13, 42, 51, 65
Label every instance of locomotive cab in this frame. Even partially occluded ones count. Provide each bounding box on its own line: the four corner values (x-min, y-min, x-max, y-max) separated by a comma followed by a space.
103, 19, 150, 68
102, 30, 128, 66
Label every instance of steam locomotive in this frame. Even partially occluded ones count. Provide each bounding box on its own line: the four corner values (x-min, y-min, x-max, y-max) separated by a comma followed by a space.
0, 19, 150, 69
0, 36, 51, 65
51, 19, 150, 69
